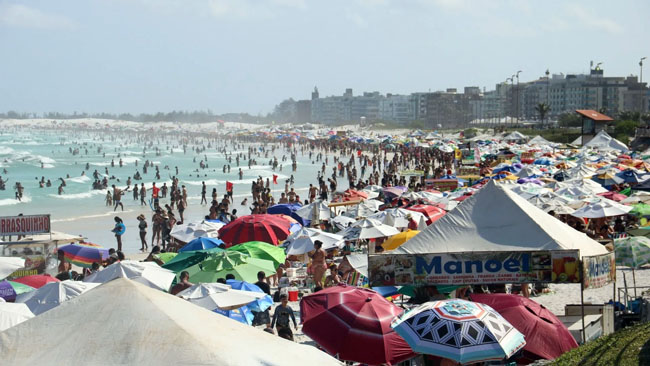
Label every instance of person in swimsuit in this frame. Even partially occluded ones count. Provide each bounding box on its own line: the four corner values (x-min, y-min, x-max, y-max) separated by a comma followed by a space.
309, 240, 327, 288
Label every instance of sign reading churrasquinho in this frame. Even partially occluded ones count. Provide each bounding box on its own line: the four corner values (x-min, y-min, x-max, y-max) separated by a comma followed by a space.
368, 250, 581, 286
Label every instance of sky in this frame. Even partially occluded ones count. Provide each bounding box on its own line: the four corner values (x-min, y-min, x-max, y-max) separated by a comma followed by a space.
0, 0, 648, 116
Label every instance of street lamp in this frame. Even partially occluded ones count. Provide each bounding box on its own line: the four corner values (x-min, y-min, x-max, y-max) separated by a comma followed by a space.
516, 70, 522, 125
641, 57, 647, 83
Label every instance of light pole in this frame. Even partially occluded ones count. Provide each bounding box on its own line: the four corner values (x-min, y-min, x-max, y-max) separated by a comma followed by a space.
545, 69, 550, 127
505, 78, 512, 129
641, 57, 647, 83
516, 70, 522, 126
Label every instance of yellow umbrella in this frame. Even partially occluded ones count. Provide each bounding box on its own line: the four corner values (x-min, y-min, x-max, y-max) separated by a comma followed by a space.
382, 230, 420, 251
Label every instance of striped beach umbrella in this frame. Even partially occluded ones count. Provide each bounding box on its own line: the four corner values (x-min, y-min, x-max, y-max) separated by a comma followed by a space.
391, 299, 526, 364
0, 280, 35, 302
614, 237, 650, 268
59, 242, 109, 268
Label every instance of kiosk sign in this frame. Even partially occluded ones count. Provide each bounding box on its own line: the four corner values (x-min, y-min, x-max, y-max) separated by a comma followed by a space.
0, 215, 51, 236
368, 250, 580, 286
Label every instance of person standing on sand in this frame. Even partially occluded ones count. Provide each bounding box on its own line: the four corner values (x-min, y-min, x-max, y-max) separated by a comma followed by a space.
137, 214, 148, 252
151, 209, 163, 245
111, 216, 126, 252
309, 240, 327, 288
271, 294, 297, 340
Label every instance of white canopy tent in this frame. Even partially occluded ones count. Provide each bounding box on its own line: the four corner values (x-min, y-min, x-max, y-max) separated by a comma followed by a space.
580, 130, 629, 151
16, 280, 100, 315
393, 181, 608, 257
0, 279, 342, 366
0, 302, 34, 332
84, 260, 176, 291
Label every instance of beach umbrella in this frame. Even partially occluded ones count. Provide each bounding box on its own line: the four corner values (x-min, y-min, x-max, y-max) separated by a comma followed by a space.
622, 191, 650, 204
226, 279, 273, 312
0, 257, 25, 280
300, 285, 416, 365
214, 305, 255, 325
58, 242, 109, 268
186, 251, 276, 283
161, 248, 223, 273
614, 237, 650, 268
0, 280, 35, 302
391, 299, 526, 364
282, 227, 345, 255
470, 294, 577, 361
179, 237, 225, 252
382, 230, 420, 251
227, 241, 286, 267
571, 199, 632, 218
339, 218, 400, 241
12, 274, 59, 289
343, 189, 369, 201
383, 186, 408, 199
218, 214, 292, 247
170, 220, 224, 243
16, 280, 99, 315
406, 204, 446, 225
331, 215, 357, 230
617, 169, 649, 184
540, 203, 576, 215
0, 302, 34, 332
176, 282, 266, 310
597, 191, 628, 202
552, 171, 570, 182
295, 200, 331, 221
629, 203, 650, 217
592, 172, 624, 186
158, 252, 177, 263
368, 208, 427, 230
267, 203, 309, 226
84, 260, 176, 291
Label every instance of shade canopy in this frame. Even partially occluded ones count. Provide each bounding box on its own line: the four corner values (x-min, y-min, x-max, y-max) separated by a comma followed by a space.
393, 181, 608, 257
0, 279, 342, 366
84, 260, 176, 292
16, 280, 99, 315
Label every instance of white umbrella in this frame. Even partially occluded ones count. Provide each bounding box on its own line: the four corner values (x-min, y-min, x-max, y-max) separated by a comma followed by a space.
0, 302, 34, 331
331, 215, 357, 230
0, 257, 24, 280
353, 199, 383, 217
571, 199, 633, 218
283, 227, 344, 255
170, 220, 224, 243
294, 200, 331, 221
16, 280, 99, 315
340, 218, 400, 240
177, 283, 266, 310
621, 191, 650, 204
368, 208, 427, 230
540, 203, 576, 215
84, 260, 176, 291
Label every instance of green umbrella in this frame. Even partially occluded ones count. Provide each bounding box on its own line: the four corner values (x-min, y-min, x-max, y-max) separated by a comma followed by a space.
162, 247, 224, 273
186, 251, 276, 283
614, 237, 650, 268
629, 203, 650, 217
158, 252, 178, 264
227, 241, 286, 267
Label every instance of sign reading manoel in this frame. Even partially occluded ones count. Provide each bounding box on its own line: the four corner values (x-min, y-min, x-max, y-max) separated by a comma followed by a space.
0, 215, 51, 237
368, 250, 581, 286
582, 252, 616, 289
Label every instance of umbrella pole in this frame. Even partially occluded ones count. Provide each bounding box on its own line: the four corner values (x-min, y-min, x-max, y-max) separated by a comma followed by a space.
623, 271, 629, 308
633, 268, 637, 298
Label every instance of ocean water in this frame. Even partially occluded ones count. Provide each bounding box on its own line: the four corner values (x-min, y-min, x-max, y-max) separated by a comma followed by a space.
0, 129, 332, 252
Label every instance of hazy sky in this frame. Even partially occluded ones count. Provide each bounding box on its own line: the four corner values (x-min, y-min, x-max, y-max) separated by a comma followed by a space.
1, 0, 648, 115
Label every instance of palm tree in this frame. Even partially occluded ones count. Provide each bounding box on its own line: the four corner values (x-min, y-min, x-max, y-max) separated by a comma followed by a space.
535, 103, 550, 127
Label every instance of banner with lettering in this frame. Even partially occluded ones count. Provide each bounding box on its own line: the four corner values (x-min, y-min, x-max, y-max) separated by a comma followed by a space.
582, 252, 616, 289
368, 250, 580, 286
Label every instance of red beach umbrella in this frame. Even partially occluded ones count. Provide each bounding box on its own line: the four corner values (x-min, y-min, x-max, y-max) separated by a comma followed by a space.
300, 284, 415, 365
343, 189, 369, 201
12, 274, 60, 289
406, 204, 446, 225
218, 214, 292, 247
469, 293, 578, 361
597, 191, 627, 202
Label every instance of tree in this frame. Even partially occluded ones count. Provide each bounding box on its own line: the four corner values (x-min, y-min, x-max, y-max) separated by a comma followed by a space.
535, 103, 550, 126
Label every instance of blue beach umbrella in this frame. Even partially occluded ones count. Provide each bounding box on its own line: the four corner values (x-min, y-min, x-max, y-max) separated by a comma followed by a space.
214, 306, 255, 325
179, 237, 224, 252
391, 299, 526, 364
267, 203, 310, 226
226, 279, 273, 312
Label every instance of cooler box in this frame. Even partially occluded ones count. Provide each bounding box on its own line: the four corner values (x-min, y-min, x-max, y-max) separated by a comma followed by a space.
288, 287, 299, 301
558, 314, 602, 344
564, 304, 614, 335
